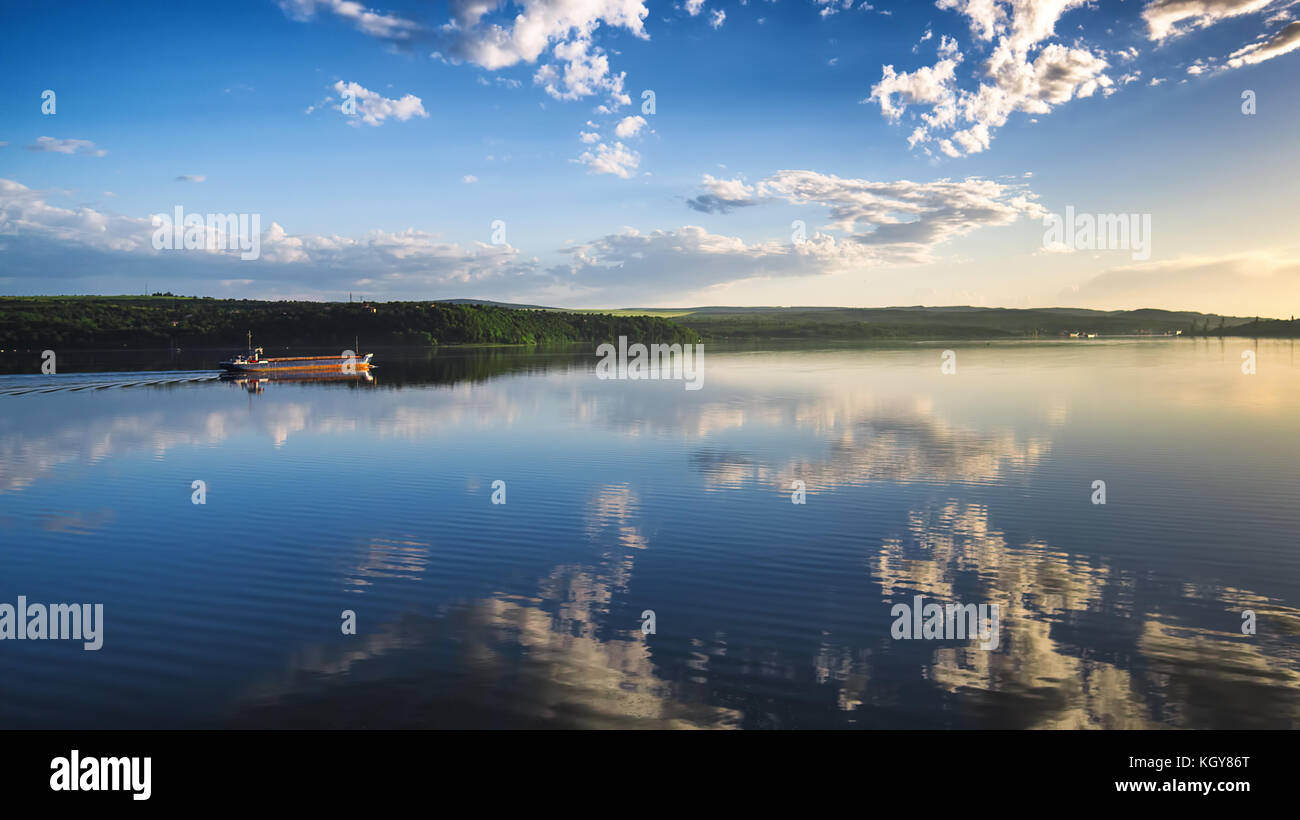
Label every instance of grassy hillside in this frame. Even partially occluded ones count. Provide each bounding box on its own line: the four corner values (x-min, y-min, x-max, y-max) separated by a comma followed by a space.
0, 296, 701, 349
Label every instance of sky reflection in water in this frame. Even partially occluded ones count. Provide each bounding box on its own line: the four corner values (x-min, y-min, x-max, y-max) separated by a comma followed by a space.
1, 340, 1298, 728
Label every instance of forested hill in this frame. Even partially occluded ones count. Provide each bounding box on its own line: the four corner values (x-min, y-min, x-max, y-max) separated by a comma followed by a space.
0, 296, 701, 349
649, 306, 1265, 340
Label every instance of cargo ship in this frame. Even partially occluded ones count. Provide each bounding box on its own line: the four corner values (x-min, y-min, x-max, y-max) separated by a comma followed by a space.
219, 347, 373, 373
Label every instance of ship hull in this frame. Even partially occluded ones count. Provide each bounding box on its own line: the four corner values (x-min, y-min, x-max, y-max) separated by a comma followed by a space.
219, 354, 373, 373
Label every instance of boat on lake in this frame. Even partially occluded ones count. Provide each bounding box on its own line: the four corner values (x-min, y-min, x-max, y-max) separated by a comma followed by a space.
219, 347, 374, 373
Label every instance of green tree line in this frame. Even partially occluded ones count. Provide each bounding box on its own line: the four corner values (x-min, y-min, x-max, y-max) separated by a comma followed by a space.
0, 297, 701, 349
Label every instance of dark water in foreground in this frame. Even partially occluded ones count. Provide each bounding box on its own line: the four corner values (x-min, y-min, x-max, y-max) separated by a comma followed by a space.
1, 340, 1298, 729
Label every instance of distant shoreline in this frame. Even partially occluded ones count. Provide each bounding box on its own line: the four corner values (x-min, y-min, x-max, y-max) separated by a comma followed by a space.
2, 296, 1296, 346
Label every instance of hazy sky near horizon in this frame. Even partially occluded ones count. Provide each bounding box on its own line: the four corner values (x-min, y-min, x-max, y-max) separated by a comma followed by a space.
1, 0, 1298, 314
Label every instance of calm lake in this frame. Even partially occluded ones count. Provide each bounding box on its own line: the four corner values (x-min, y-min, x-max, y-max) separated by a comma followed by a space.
2, 340, 1298, 729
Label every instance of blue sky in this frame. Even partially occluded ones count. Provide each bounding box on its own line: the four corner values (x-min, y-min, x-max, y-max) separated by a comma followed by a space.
1, 0, 1298, 313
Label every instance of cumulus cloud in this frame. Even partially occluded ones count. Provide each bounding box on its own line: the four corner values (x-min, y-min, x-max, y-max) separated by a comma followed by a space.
532, 38, 630, 104
576, 141, 640, 177
554, 170, 1044, 297
755, 170, 1045, 253
685, 175, 759, 213
1146, 2, 1300, 75
438, 0, 647, 106
281, 0, 646, 109
710, 9, 725, 28
871, 0, 1113, 157
551, 225, 867, 294
0, 177, 525, 296
25, 137, 107, 157
1227, 18, 1300, 66
613, 115, 647, 138
1, 169, 1043, 300
333, 81, 429, 126
1141, 0, 1276, 41
869, 56, 963, 121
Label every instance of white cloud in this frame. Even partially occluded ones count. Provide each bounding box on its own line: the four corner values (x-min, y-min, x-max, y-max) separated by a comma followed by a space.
756, 170, 1045, 249
868, 57, 963, 122
556, 168, 1043, 291
176, 175, 207, 183
282, 0, 647, 109
871, 1, 1113, 157
577, 141, 640, 178
1141, 0, 1275, 41
0, 169, 1048, 301
532, 36, 631, 104
685, 174, 760, 213
814, 0, 859, 17
25, 137, 107, 157
332, 81, 429, 126
613, 115, 647, 138
1227, 18, 1300, 66
278, 0, 423, 40
1141, 2, 1300, 76
589, 169, 1047, 292
439, 0, 648, 107
0, 177, 525, 295
685, 0, 705, 16
710, 8, 726, 28
463, 174, 479, 183
552, 225, 874, 296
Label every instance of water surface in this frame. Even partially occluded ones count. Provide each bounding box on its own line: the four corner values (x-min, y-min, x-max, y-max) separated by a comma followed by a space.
2, 340, 1298, 728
